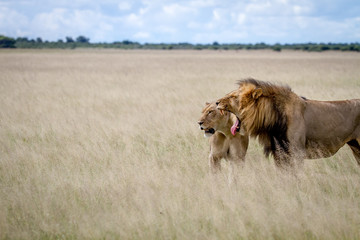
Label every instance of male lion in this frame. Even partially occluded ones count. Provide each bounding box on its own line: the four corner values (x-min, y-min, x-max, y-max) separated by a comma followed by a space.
216, 78, 360, 168
198, 102, 249, 175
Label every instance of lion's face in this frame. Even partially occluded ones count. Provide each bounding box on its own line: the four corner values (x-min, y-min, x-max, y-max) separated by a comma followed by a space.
198, 102, 230, 137
215, 89, 241, 116
216, 84, 261, 118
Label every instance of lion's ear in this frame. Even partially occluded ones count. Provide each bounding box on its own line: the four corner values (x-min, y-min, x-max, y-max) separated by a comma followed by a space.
205, 102, 210, 105
252, 88, 263, 99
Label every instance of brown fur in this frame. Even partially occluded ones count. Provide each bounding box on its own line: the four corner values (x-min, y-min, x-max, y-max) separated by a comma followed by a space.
216, 78, 360, 168
198, 102, 249, 175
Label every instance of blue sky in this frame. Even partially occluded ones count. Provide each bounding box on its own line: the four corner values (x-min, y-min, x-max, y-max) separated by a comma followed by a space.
0, 0, 359, 44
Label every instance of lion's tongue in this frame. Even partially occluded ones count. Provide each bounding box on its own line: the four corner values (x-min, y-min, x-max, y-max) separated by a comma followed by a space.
231, 118, 239, 136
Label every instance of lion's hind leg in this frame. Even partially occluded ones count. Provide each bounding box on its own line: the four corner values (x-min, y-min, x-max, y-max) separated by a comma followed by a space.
347, 139, 360, 166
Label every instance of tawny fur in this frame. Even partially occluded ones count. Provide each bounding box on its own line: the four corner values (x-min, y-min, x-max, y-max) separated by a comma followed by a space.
216, 78, 360, 168
198, 102, 249, 175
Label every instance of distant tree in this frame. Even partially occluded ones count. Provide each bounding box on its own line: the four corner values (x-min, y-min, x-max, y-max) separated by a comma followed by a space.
122, 40, 133, 45
302, 45, 309, 51
213, 41, 219, 46
36, 37, 43, 43
0, 35, 16, 48
272, 44, 282, 52
272, 46, 282, 52
16, 37, 29, 42
254, 42, 267, 49
76, 36, 90, 43
319, 45, 330, 51
66, 36, 74, 43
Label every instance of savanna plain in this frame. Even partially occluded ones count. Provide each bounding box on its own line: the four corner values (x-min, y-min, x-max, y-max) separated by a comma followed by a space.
1, 49, 360, 240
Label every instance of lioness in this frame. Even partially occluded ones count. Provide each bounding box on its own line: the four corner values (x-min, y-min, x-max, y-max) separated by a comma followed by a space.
198, 102, 249, 174
216, 78, 360, 168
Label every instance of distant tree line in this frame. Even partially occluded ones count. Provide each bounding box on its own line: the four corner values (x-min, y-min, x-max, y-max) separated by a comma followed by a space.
1, 35, 360, 52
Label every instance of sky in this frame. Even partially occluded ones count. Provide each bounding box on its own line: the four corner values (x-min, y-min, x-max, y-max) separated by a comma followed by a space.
0, 0, 359, 44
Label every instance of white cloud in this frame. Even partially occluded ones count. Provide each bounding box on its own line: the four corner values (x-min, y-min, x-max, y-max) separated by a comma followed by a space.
294, 16, 360, 42
162, 4, 176, 15
206, 8, 228, 28
241, 0, 313, 17
187, 21, 201, 29
0, 7, 29, 37
118, 2, 132, 11
133, 31, 150, 39
294, 16, 308, 29
245, 2, 272, 14
139, 7, 148, 15
157, 26, 177, 34
189, 0, 216, 8
162, 3, 195, 16
29, 8, 120, 42
293, 5, 312, 15
32, 8, 70, 31
212, 9, 221, 21
124, 13, 143, 27
236, 13, 246, 25
0, 0, 359, 44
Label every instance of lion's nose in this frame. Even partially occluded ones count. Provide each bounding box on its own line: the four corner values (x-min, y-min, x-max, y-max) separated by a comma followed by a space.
198, 121, 203, 125
216, 101, 219, 106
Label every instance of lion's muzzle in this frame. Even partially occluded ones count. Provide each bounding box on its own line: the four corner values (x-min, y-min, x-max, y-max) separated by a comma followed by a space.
198, 121, 215, 137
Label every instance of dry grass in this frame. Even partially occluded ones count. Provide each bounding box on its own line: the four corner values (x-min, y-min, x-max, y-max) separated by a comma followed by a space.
1, 49, 360, 239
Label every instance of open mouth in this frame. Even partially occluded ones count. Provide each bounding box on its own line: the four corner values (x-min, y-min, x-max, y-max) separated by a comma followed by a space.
201, 127, 215, 138
204, 128, 215, 134
217, 105, 229, 116
230, 117, 241, 136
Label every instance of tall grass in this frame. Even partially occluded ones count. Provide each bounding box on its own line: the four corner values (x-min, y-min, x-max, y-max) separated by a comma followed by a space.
0, 49, 360, 239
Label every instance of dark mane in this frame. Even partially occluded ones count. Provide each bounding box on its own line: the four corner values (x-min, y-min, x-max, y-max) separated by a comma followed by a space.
237, 78, 293, 159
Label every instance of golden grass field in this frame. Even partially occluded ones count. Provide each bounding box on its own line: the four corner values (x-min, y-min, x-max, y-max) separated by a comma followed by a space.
1, 49, 360, 239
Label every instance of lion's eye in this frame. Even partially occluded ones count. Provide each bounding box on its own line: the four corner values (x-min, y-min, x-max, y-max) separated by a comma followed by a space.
208, 110, 213, 115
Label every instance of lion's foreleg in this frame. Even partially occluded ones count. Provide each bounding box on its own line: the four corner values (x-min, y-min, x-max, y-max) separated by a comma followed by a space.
273, 148, 297, 170
227, 139, 248, 185
285, 121, 306, 170
289, 145, 305, 170
209, 154, 221, 174
228, 158, 245, 186
273, 153, 288, 169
